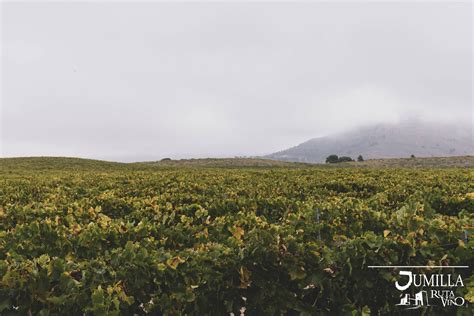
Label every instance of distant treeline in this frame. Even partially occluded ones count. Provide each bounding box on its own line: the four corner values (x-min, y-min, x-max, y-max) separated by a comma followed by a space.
325, 154, 364, 163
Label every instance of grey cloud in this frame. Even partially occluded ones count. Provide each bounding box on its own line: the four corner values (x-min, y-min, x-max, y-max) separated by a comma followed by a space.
1, 2, 472, 161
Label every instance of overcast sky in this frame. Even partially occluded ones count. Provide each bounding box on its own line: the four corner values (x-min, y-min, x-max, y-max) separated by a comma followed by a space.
1, 1, 472, 161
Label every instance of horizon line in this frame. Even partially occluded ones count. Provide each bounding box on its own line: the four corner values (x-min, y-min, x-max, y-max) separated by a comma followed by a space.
368, 266, 469, 269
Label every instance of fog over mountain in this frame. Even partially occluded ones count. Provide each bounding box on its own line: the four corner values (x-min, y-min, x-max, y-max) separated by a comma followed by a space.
265, 120, 473, 163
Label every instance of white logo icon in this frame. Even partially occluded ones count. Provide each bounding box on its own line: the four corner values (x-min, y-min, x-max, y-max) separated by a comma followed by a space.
396, 291, 430, 309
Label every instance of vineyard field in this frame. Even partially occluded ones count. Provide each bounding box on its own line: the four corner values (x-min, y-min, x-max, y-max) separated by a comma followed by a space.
0, 158, 473, 315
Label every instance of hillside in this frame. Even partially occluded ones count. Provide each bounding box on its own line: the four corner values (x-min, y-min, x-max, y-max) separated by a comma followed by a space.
0, 157, 127, 172
0, 157, 309, 173
138, 158, 309, 168
336, 155, 474, 168
266, 120, 473, 163
1, 156, 474, 173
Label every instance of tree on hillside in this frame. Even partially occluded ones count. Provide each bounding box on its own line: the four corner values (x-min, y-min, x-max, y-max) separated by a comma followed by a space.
338, 156, 354, 163
357, 155, 364, 162
325, 154, 339, 163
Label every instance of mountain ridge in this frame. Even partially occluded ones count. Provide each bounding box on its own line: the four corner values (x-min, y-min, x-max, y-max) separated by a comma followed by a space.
266, 120, 473, 163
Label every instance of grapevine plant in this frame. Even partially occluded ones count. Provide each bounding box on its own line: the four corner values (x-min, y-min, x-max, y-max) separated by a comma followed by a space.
0, 165, 472, 315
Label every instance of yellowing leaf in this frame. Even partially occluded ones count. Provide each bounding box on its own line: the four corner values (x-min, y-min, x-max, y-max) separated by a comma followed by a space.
107, 286, 114, 295
166, 256, 185, 270
465, 287, 474, 303
383, 230, 390, 238
465, 192, 474, 200
232, 226, 245, 240
156, 263, 166, 271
